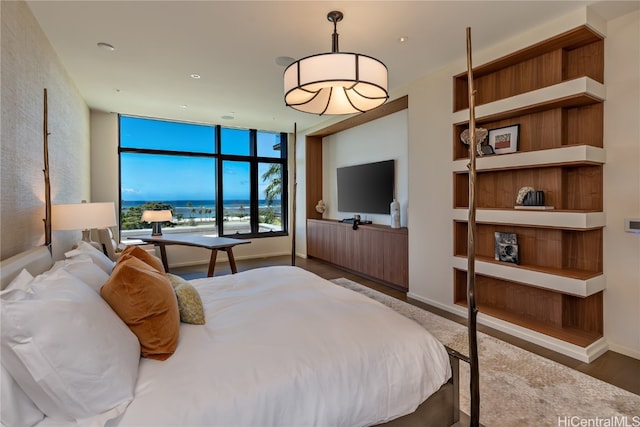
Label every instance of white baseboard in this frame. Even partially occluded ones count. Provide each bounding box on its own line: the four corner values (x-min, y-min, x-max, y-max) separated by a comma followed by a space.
606, 342, 640, 360
407, 291, 609, 363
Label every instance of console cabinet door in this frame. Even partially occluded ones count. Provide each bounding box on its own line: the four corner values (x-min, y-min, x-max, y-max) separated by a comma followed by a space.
307, 220, 408, 290
383, 231, 408, 288
307, 220, 337, 263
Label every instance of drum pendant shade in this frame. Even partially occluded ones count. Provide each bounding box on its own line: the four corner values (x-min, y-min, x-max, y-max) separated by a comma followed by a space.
284, 11, 388, 115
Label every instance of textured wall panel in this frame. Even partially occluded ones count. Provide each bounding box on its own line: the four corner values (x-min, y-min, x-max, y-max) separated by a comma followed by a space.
1, 0, 90, 260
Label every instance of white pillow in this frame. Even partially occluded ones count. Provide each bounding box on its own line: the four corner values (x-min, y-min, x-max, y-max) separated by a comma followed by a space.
0, 269, 34, 294
65, 240, 115, 274
1, 362, 44, 427
0, 273, 140, 424
47, 255, 110, 293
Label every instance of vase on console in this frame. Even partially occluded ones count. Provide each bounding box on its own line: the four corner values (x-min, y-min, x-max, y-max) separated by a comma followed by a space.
390, 199, 400, 229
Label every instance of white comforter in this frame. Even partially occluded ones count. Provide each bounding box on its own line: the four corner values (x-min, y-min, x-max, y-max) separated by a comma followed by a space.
113, 266, 451, 427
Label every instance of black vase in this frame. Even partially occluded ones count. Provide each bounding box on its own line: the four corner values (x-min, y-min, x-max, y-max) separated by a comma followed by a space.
524, 191, 545, 206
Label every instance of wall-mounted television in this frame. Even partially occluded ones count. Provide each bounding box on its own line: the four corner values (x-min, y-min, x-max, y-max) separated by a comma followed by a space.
337, 160, 395, 214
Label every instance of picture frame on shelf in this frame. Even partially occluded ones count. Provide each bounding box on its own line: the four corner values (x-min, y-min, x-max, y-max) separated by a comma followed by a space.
494, 232, 519, 264
488, 124, 519, 154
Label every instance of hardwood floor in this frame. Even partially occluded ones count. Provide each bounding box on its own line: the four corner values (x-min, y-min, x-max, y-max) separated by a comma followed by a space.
170, 255, 640, 396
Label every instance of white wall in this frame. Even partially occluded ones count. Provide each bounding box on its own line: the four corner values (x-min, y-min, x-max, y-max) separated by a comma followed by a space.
407, 65, 454, 307
602, 10, 640, 358
405, 7, 640, 359
0, 0, 90, 260
321, 110, 408, 226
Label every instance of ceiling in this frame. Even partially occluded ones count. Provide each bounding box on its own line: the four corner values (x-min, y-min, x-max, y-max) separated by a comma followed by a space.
26, 1, 638, 134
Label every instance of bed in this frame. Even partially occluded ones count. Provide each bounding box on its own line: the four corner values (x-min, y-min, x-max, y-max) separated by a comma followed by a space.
1, 245, 459, 427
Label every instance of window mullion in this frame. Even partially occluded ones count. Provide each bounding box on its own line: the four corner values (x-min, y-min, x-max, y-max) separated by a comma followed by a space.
215, 125, 223, 238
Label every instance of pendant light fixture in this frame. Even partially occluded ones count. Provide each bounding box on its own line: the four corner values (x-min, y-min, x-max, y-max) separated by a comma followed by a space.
284, 11, 389, 115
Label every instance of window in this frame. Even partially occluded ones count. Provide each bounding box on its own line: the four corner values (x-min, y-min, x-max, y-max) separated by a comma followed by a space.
119, 116, 287, 239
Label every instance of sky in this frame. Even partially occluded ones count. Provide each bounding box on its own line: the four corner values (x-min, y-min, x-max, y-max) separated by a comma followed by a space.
120, 116, 281, 201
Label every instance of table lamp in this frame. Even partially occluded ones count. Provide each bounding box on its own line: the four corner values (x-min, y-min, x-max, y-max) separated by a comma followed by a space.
141, 210, 173, 236
52, 201, 117, 243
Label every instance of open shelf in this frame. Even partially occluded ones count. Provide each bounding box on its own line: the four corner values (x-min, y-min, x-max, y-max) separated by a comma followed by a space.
452, 77, 605, 126
452, 144, 605, 172
453, 100, 604, 161
452, 208, 606, 230
454, 269, 603, 347
454, 221, 603, 276
451, 256, 605, 296
453, 25, 603, 111
454, 164, 603, 211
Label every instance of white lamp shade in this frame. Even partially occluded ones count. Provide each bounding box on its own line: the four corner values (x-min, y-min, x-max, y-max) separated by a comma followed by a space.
284, 52, 388, 115
141, 210, 173, 222
52, 202, 117, 231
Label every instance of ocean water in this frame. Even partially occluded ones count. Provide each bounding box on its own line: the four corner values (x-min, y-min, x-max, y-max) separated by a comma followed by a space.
122, 200, 280, 218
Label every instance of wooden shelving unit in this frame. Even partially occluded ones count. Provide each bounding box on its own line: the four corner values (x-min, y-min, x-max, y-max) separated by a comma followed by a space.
452, 25, 605, 348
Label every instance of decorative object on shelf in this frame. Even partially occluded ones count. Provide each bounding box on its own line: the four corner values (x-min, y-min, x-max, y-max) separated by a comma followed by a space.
488, 124, 520, 154
494, 232, 519, 264
315, 200, 327, 214
514, 205, 555, 210
283, 10, 388, 115
515, 186, 535, 205
524, 190, 545, 206
52, 201, 117, 245
515, 187, 553, 209
480, 144, 495, 155
141, 210, 173, 236
390, 199, 400, 228
460, 127, 489, 156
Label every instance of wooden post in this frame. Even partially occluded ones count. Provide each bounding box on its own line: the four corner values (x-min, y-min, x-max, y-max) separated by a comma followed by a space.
291, 123, 297, 266
43, 88, 52, 253
466, 27, 481, 427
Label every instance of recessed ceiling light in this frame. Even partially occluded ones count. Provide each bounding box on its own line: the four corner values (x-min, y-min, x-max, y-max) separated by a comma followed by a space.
190, 73, 201, 79
179, 105, 188, 109
221, 112, 235, 120
399, 36, 409, 43
97, 42, 115, 51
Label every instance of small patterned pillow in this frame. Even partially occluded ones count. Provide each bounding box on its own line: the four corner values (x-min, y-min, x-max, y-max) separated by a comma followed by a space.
166, 274, 205, 325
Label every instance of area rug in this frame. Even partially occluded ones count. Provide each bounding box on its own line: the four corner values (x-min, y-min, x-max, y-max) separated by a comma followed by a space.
331, 278, 640, 427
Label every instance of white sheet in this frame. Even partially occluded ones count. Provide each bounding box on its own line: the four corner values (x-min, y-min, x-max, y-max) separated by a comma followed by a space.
109, 266, 451, 427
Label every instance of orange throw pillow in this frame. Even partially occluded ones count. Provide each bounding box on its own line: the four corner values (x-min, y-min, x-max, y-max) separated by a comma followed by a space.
101, 256, 179, 360
118, 245, 165, 273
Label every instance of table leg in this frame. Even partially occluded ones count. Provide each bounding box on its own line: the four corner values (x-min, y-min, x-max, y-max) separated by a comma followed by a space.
207, 249, 218, 277
225, 247, 239, 274
158, 244, 170, 273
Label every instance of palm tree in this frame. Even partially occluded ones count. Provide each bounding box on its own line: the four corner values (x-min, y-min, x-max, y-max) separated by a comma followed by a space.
261, 164, 282, 206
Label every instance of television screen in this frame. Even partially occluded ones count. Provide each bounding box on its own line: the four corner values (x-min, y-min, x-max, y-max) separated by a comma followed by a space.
337, 160, 395, 214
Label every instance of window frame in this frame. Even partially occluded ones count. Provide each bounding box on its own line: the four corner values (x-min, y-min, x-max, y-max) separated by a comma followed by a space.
118, 115, 288, 239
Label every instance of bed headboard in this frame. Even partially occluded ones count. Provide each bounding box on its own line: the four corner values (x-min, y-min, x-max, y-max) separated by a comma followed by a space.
0, 246, 53, 290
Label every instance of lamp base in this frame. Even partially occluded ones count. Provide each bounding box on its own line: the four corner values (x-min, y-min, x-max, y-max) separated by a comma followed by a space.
151, 222, 163, 236
81, 229, 103, 251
